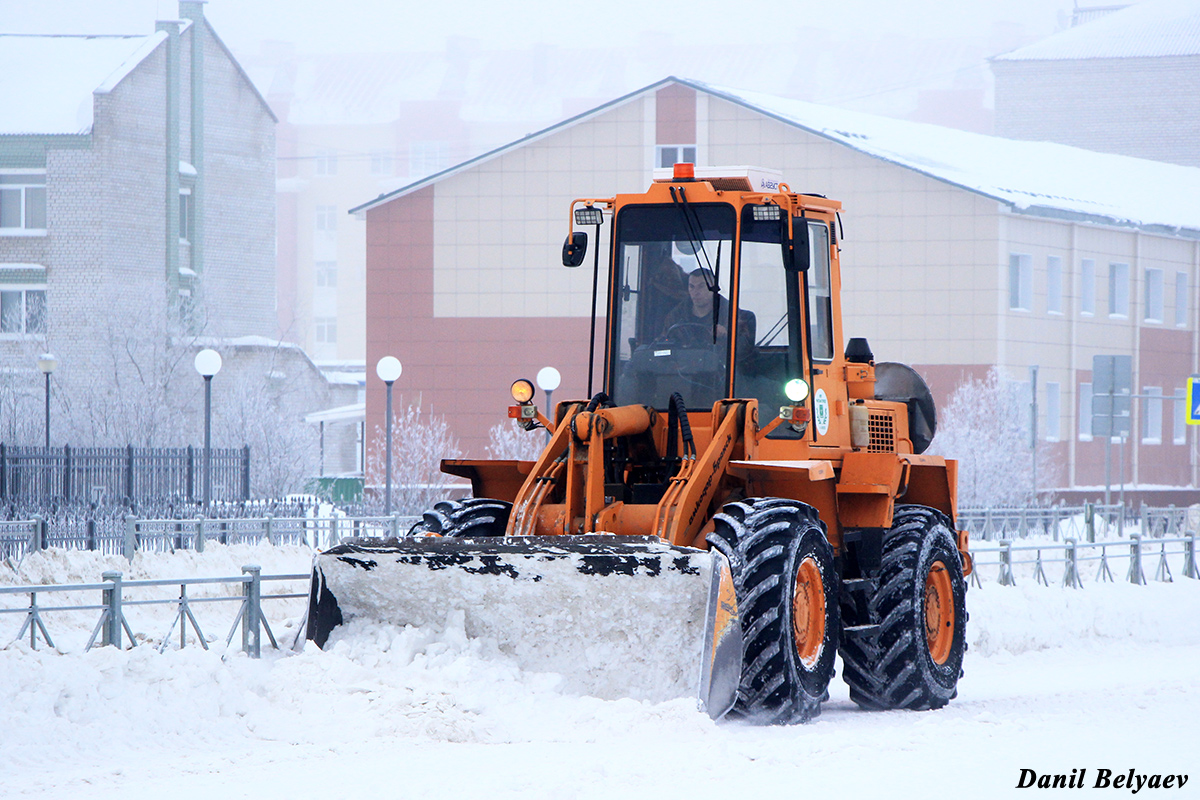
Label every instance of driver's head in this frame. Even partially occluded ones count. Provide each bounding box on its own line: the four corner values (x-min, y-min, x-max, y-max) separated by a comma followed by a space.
688, 269, 715, 312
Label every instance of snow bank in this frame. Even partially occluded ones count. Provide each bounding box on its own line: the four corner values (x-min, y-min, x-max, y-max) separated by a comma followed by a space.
2, 544, 1199, 800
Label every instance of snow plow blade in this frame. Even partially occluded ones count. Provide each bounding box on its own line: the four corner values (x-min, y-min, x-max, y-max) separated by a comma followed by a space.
306, 535, 742, 719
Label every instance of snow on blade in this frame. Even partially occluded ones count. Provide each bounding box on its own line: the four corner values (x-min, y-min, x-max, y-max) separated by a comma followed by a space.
313, 536, 719, 704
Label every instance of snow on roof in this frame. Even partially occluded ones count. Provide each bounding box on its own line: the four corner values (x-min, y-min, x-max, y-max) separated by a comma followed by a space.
696, 79, 1200, 235
356, 77, 1200, 237
994, 0, 1200, 61
0, 33, 165, 135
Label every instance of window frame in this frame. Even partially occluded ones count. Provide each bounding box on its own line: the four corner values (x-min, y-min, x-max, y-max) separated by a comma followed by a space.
1109, 262, 1130, 318
0, 284, 48, 338
1173, 389, 1187, 445
1078, 381, 1093, 441
1141, 386, 1163, 445
1046, 255, 1063, 314
656, 144, 698, 169
1080, 258, 1096, 316
1008, 253, 1032, 312
0, 171, 47, 234
1175, 271, 1188, 327
1144, 267, 1164, 323
1045, 381, 1061, 441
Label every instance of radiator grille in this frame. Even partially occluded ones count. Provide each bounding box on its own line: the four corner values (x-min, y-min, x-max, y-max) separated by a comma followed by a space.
868, 410, 895, 452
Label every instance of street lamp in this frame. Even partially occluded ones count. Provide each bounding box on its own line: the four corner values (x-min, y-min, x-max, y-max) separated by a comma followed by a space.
36, 353, 57, 449
194, 348, 222, 508
376, 356, 403, 514
536, 366, 561, 441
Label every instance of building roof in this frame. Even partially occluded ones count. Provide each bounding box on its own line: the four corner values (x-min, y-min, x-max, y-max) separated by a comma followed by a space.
0, 32, 167, 135
994, 0, 1200, 61
353, 77, 1200, 238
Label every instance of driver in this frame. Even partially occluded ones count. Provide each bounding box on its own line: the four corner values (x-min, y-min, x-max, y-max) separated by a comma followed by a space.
660, 269, 755, 354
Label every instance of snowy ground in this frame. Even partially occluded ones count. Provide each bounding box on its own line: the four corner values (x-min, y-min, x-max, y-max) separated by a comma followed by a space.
2, 544, 1198, 799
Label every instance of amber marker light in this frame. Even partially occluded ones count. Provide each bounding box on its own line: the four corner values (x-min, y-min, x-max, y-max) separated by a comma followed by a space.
511, 378, 536, 404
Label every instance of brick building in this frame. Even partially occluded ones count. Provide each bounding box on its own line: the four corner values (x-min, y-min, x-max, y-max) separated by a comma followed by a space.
0, 3, 358, 480
357, 77, 1200, 501
992, 0, 1200, 168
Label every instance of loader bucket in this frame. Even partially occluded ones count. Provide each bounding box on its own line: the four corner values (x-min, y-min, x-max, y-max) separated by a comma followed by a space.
306, 535, 742, 719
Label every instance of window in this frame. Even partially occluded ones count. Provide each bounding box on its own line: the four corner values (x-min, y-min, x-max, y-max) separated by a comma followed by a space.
1046, 256, 1063, 314
1079, 382, 1093, 440
1144, 268, 1164, 322
0, 287, 46, 335
315, 205, 338, 232
1045, 382, 1061, 440
1080, 258, 1096, 316
807, 222, 834, 360
0, 172, 47, 231
656, 145, 697, 169
409, 142, 446, 178
1009, 253, 1032, 311
1109, 262, 1129, 317
1173, 390, 1187, 444
1176, 272, 1188, 327
314, 149, 338, 176
314, 317, 337, 344
1141, 386, 1163, 444
179, 189, 192, 243
370, 151, 393, 176
315, 261, 337, 288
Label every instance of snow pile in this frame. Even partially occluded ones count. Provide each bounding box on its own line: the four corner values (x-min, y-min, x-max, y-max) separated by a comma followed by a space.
3, 544, 1199, 799
318, 542, 719, 702
968, 580, 1200, 657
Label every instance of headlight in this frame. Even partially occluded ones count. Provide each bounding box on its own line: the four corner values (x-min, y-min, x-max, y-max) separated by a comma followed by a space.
574, 206, 604, 226
784, 378, 810, 403
510, 378, 535, 404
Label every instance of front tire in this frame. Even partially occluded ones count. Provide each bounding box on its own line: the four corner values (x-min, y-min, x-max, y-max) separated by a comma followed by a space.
708, 498, 839, 724
408, 498, 512, 537
840, 505, 967, 710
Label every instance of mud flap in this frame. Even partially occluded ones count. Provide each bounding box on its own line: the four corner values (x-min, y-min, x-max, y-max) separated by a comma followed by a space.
304, 535, 742, 719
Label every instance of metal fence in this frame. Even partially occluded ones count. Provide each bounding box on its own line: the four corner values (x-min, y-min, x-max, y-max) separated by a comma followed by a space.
1, 512, 421, 562
958, 503, 1195, 542
0, 444, 250, 505
0, 565, 307, 656
969, 534, 1198, 588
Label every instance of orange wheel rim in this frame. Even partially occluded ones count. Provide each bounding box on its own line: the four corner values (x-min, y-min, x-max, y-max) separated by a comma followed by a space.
792, 556, 826, 669
924, 561, 955, 664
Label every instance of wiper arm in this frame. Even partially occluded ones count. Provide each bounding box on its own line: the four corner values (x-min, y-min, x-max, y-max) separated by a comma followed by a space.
758, 312, 788, 347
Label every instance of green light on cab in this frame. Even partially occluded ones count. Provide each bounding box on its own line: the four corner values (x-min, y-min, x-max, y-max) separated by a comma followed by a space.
784, 378, 810, 403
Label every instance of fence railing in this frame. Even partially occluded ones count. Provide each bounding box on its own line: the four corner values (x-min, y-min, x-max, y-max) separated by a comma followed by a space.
0, 444, 250, 505
969, 533, 1198, 588
1, 513, 422, 562
0, 566, 307, 656
958, 503, 1195, 542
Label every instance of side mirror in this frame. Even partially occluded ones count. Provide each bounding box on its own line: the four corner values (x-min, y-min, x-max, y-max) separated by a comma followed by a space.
562, 232, 587, 267
783, 219, 811, 272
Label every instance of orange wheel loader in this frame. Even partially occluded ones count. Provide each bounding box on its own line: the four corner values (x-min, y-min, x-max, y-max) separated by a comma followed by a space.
306, 164, 972, 724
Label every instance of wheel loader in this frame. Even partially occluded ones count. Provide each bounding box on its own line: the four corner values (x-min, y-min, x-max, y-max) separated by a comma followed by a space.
307, 163, 972, 724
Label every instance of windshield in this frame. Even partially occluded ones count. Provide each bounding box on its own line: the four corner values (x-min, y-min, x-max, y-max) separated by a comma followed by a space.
608, 203, 735, 410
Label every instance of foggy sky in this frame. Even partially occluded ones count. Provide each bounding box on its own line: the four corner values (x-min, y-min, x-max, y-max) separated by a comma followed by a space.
7, 0, 1077, 58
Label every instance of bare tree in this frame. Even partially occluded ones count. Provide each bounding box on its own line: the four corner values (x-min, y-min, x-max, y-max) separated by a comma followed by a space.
364, 403, 463, 515
929, 367, 1060, 507
484, 419, 545, 460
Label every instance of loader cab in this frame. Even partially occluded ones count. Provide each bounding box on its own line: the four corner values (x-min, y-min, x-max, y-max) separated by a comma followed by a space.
600, 169, 843, 444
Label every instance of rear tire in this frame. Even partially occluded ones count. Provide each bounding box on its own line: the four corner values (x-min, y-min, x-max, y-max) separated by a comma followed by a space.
839, 505, 967, 710
707, 498, 839, 724
408, 498, 512, 537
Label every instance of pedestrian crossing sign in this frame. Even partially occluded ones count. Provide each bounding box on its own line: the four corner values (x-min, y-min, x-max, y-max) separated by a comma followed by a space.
1188, 376, 1200, 425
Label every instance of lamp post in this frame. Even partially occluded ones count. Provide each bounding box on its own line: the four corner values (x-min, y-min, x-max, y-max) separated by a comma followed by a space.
36, 353, 57, 449
376, 356, 403, 514
194, 349, 222, 508
536, 366, 561, 442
